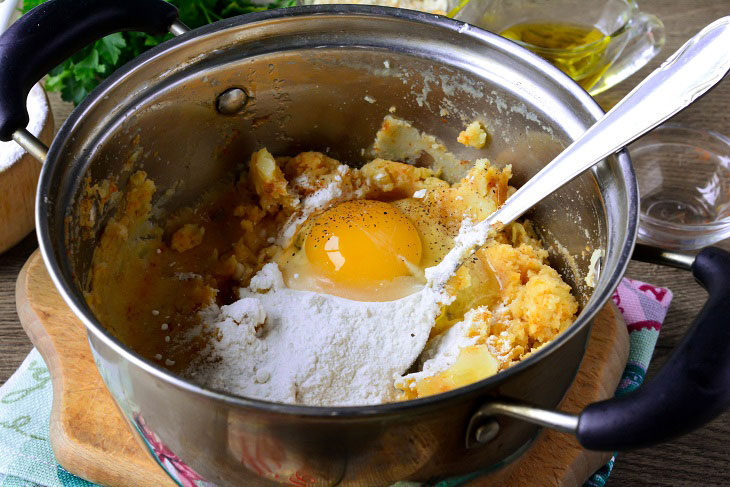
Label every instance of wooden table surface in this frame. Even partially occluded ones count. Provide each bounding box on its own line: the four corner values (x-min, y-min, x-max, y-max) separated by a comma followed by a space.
1, 0, 729, 485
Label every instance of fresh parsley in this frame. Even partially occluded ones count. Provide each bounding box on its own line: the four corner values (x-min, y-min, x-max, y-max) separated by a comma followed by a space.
22, 0, 296, 104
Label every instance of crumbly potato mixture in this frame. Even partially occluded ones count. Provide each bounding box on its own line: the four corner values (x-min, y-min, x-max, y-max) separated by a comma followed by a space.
457, 121, 489, 149
87, 117, 578, 399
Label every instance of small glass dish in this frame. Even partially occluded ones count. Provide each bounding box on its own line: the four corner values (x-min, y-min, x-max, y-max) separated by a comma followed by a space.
629, 123, 730, 250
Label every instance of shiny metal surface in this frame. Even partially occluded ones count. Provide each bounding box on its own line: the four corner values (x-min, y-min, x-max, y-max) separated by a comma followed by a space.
632, 243, 695, 270
471, 401, 579, 435
216, 87, 249, 114
473, 421, 500, 445
12, 128, 47, 162
35, 6, 637, 486
169, 19, 191, 36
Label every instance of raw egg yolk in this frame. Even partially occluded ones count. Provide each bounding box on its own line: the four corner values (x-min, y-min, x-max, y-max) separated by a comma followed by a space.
305, 200, 422, 286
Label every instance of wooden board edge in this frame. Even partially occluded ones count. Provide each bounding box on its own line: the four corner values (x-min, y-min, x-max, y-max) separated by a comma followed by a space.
16, 251, 177, 487
15, 252, 80, 476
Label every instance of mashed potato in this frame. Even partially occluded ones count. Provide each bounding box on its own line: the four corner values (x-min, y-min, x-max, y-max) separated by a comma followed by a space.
457, 120, 489, 149
86, 116, 578, 403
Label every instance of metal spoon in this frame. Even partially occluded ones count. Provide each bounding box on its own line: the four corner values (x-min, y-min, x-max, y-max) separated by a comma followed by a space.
432, 16, 730, 287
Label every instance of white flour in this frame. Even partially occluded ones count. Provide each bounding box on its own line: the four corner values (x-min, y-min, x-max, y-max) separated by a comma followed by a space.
195, 264, 444, 406
0, 84, 48, 171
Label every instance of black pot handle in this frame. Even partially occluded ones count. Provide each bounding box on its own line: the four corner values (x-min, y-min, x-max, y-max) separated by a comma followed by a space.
576, 244, 730, 450
468, 245, 730, 451
0, 0, 180, 142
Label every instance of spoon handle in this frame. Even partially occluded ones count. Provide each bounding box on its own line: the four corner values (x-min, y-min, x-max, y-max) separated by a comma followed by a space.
484, 16, 730, 228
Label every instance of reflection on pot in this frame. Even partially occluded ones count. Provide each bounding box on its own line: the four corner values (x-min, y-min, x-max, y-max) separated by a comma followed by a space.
226, 414, 341, 486
134, 413, 215, 487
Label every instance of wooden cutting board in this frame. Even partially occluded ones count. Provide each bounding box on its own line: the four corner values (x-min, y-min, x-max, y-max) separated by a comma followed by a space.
15, 250, 628, 487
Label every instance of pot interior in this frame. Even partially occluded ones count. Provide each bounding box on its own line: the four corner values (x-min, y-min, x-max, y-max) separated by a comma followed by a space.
41, 7, 635, 381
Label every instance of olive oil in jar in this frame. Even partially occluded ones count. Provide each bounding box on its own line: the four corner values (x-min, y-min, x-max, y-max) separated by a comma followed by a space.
499, 21, 611, 90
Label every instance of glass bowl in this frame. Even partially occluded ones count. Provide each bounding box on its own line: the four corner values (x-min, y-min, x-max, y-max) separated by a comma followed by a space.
629, 123, 730, 250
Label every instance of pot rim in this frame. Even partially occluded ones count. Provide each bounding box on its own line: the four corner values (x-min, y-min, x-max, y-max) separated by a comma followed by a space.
36, 5, 638, 417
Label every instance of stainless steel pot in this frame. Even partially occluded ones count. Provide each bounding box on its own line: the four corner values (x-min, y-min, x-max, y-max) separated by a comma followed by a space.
2, 1, 729, 486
